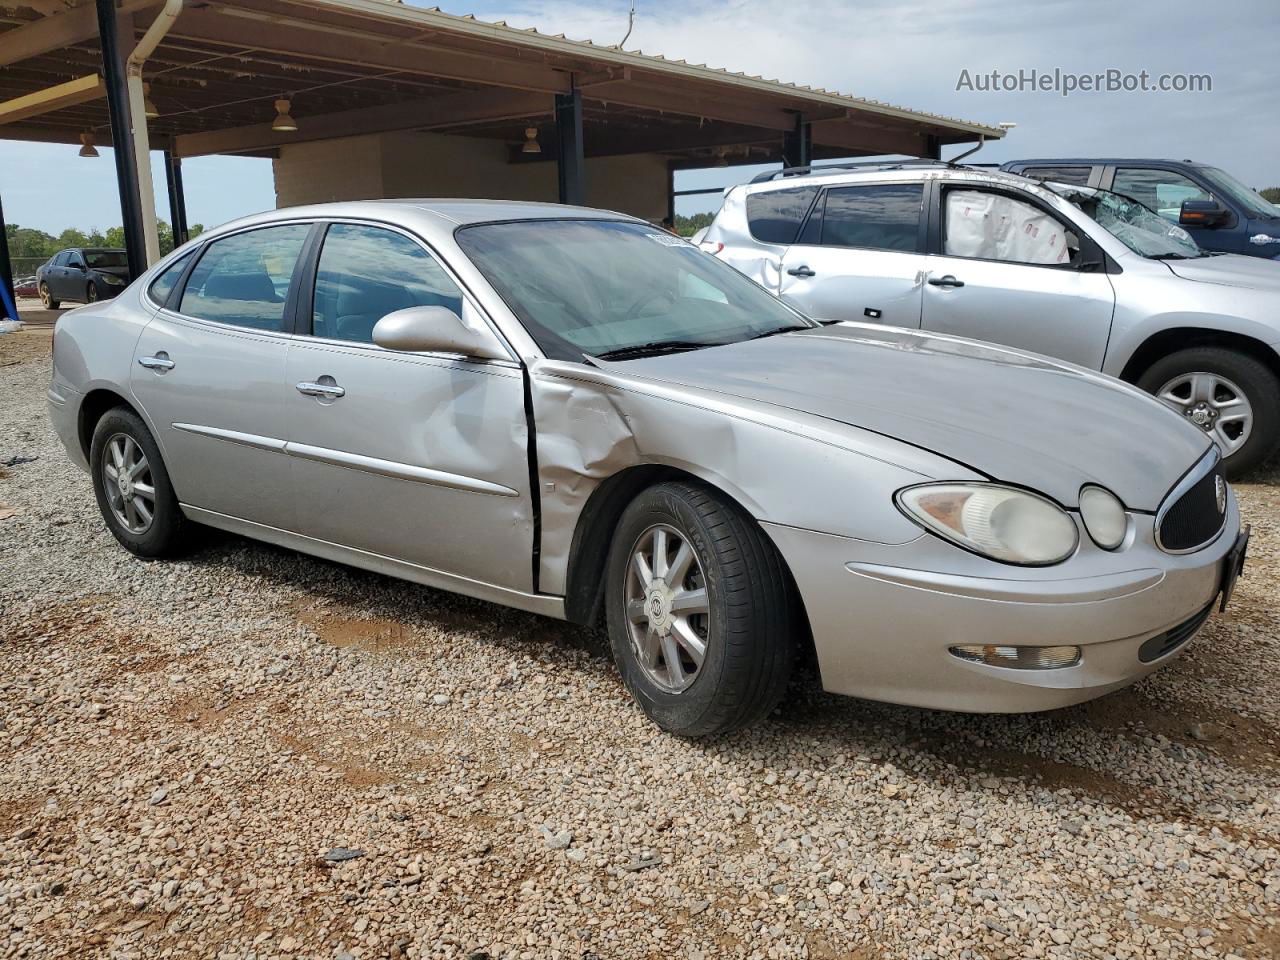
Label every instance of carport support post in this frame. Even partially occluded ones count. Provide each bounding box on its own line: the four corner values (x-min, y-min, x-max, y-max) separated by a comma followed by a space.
924, 135, 942, 161
163, 150, 188, 246
0, 193, 16, 321
95, 0, 148, 278
782, 114, 811, 169
555, 87, 585, 206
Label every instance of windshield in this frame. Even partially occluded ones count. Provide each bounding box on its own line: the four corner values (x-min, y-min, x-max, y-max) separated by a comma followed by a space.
1045, 182, 1203, 259
1198, 166, 1280, 221
84, 250, 128, 269
455, 219, 812, 361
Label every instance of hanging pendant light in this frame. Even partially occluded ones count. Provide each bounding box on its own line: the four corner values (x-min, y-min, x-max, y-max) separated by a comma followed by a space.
520, 126, 541, 154
271, 98, 298, 132
78, 132, 99, 158
143, 82, 159, 119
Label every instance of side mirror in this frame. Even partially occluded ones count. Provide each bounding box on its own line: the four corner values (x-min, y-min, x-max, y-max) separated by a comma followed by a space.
72, 261, 86, 271
372, 305, 508, 360
1179, 199, 1229, 228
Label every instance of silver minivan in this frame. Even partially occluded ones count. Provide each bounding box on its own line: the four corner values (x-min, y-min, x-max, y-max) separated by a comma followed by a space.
702, 162, 1280, 476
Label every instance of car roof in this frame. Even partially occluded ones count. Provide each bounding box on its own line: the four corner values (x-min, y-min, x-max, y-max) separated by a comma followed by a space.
740, 163, 1037, 194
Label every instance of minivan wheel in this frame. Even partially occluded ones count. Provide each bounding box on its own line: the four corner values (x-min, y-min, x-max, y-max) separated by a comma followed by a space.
605, 480, 793, 737
39, 282, 60, 309
1138, 347, 1280, 478
90, 407, 191, 558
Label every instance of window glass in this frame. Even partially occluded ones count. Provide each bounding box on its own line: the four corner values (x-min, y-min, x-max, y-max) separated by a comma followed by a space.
821, 184, 922, 252
66, 251, 85, 268
84, 250, 128, 269
1112, 168, 1211, 222
1020, 166, 1092, 186
148, 251, 194, 306
311, 224, 462, 344
179, 225, 309, 331
745, 186, 819, 244
945, 190, 1078, 265
1197, 166, 1279, 220
52, 252, 68, 267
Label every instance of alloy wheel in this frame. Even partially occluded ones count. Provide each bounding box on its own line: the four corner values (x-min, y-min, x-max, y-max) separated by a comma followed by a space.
623, 523, 711, 693
87, 284, 99, 303
102, 433, 157, 535
1156, 371, 1253, 456
39, 284, 51, 308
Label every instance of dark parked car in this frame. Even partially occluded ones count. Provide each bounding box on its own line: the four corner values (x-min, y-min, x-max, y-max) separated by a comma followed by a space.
1001, 159, 1280, 259
36, 248, 132, 308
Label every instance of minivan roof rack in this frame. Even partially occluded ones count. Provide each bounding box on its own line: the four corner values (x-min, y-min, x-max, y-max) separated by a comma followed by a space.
749, 158, 953, 184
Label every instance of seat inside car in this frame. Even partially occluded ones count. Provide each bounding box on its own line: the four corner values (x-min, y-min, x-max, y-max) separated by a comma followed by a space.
204, 271, 280, 303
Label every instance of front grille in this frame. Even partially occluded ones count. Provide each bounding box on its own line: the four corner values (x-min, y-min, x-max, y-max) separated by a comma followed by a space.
1158, 458, 1227, 552
1138, 603, 1214, 663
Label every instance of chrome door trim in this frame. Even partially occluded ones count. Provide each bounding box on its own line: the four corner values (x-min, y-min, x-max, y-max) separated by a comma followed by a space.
180, 505, 564, 618
172, 422, 287, 452
283, 441, 519, 497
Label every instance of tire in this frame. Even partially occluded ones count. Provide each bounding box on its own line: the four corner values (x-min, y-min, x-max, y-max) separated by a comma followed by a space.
1137, 347, 1280, 479
86, 282, 99, 303
39, 282, 60, 309
605, 480, 793, 737
90, 407, 192, 558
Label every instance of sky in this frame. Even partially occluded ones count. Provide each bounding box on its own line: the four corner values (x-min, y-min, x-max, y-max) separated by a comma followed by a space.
2, 0, 1276, 235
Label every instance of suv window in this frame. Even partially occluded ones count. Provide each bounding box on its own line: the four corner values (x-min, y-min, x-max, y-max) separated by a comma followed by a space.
178, 225, 310, 331
1019, 165, 1091, 186
820, 184, 922, 252
310, 224, 463, 344
745, 186, 819, 244
148, 251, 194, 307
1112, 168, 1212, 222
944, 189, 1078, 266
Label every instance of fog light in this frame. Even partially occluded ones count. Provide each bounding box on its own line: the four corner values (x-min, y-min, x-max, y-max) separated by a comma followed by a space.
950, 644, 1081, 669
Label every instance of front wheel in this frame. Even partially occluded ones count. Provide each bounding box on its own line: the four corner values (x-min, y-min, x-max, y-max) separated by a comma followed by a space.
39, 282, 60, 309
1138, 347, 1280, 478
90, 407, 192, 557
605, 481, 794, 737
86, 282, 99, 303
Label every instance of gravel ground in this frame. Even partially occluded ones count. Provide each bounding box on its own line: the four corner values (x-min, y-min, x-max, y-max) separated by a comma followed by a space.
2, 329, 1278, 960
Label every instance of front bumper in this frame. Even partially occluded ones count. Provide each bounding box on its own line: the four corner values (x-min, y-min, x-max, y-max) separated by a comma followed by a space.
764, 492, 1241, 713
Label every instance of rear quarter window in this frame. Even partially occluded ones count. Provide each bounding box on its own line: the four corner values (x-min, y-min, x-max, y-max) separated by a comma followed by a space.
745, 186, 819, 244
1019, 166, 1092, 186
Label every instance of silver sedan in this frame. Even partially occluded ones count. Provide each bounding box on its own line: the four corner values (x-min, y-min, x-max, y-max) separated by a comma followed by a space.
48, 201, 1248, 736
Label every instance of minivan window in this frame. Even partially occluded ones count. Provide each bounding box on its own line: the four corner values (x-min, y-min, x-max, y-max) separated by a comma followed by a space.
310, 224, 462, 344
821, 184, 922, 252
1112, 168, 1211, 222
745, 186, 819, 244
178, 225, 310, 331
1019, 166, 1091, 186
148, 251, 194, 307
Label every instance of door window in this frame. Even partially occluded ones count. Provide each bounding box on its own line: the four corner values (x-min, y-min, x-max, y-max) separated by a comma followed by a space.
178, 225, 310, 331
1019, 166, 1091, 186
52, 252, 69, 267
310, 224, 463, 344
1112, 168, 1212, 221
66, 251, 85, 269
745, 186, 819, 244
820, 184, 923, 252
944, 189, 1078, 266
148, 251, 194, 307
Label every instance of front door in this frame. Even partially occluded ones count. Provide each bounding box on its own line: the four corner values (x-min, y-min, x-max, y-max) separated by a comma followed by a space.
1107, 165, 1245, 254
778, 182, 927, 327
130, 222, 312, 529
921, 184, 1116, 369
285, 222, 535, 592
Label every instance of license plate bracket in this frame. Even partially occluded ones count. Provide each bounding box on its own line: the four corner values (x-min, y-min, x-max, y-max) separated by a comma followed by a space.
1219, 525, 1250, 612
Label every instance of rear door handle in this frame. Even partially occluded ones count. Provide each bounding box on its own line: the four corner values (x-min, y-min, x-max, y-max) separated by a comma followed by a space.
296, 381, 346, 399
787, 265, 816, 278
927, 275, 964, 288
137, 354, 175, 371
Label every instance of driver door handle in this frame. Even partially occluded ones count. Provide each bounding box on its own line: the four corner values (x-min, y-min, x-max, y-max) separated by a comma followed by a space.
296, 381, 346, 399
787, 265, 816, 278
137, 354, 175, 371
928, 274, 964, 288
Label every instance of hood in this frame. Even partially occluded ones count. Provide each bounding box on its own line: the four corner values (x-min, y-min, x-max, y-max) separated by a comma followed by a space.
1164, 253, 1280, 290
609, 324, 1210, 511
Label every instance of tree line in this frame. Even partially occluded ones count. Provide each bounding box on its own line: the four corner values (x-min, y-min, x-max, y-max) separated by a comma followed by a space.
6, 220, 205, 272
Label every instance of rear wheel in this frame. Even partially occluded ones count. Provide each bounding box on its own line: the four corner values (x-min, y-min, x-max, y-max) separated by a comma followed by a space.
39, 282, 60, 309
606, 480, 793, 737
1138, 347, 1280, 478
90, 407, 192, 558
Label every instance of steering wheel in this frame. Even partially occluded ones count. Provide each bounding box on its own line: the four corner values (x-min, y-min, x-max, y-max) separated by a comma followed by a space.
624, 288, 678, 322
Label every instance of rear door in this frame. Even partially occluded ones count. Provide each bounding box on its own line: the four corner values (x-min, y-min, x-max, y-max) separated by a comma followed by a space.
130, 222, 314, 529
920, 181, 1116, 368
778, 181, 927, 327
284, 221, 535, 592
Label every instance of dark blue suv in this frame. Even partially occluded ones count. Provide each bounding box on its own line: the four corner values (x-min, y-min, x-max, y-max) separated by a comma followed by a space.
1001, 159, 1280, 259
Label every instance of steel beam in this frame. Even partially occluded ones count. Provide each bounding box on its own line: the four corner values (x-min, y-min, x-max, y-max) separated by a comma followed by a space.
163, 149, 188, 246
555, 88, 584, 206
96, 0, 148, 277
0, 74, 105, 125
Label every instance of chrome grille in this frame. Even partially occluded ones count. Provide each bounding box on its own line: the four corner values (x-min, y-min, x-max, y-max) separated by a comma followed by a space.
1157, 455, 1227, 553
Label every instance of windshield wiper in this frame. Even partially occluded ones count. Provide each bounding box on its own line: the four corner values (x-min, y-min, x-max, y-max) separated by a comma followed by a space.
1149, 252, 1194, 260
592, 340, 712, 361
742, 325, 809, 341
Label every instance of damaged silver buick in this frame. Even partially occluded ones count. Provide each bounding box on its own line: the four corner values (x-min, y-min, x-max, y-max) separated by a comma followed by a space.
49, 201, 1248, 736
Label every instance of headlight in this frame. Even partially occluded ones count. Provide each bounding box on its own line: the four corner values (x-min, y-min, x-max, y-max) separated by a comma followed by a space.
896, 483, 1079, 566
1078, 485, 1127, 549
101, 274, 125, 285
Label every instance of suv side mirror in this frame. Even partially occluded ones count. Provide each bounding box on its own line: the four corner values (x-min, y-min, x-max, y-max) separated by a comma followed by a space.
372, 305, 507, 360
1179, 199, 1229, 228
